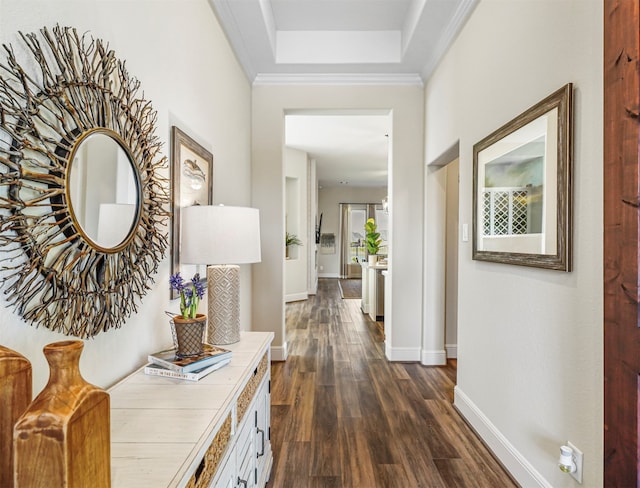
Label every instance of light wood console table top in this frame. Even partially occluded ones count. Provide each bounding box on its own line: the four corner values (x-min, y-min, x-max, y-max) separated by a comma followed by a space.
109, 331, 273, 487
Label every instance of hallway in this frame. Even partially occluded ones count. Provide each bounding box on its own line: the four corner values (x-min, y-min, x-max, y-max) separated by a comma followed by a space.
267, 279, 517, 487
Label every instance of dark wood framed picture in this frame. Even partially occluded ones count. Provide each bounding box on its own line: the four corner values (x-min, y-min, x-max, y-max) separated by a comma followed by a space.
472, 83, 573, 271
171, 126, 213, 298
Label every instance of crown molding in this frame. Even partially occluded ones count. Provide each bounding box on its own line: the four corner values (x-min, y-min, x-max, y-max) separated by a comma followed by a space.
421, 0, 479, 80
253, 72, 424, 86
208, 0, 258, 81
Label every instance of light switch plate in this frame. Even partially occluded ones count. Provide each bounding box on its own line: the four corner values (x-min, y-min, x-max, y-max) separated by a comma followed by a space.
462, 223, 469, 242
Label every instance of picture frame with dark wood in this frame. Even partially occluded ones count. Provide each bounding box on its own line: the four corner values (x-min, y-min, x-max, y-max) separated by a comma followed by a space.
472, 83, 573, 271
171, 126, 213, 298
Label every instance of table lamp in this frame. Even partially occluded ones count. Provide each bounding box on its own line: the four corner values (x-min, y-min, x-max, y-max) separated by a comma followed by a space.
180, 205, 261, 344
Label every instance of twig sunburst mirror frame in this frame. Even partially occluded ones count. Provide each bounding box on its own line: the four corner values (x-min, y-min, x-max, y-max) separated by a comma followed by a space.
0, 25, 169, 338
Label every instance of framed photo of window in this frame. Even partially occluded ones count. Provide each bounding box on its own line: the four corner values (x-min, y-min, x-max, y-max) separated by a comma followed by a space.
472, 84, 573, 271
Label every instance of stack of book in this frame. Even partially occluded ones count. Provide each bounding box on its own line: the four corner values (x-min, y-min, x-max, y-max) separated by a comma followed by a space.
145, 344, 232, 381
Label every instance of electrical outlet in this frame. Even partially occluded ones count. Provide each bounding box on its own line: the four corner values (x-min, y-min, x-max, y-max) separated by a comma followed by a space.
568, 441, 583, 484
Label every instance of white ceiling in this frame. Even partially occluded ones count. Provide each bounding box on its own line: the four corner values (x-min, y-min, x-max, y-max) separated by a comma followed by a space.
209, 0, 478, 84
285, 112, 390, 188
208, 0, 477, 187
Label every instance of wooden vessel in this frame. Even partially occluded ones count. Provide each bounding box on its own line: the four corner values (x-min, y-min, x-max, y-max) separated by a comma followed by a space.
0, 345, 32, 488
13, 340, 110, 487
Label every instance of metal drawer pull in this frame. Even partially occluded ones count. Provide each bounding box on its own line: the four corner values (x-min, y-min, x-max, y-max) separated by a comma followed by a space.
238, 476, 248, 487
257, 427, 265, 457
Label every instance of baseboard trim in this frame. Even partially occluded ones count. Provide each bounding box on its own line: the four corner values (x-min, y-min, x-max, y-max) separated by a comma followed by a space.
421, 349, 447, 365
271, 342, 288, 361
445, 343, 458, 358
318, 273, 340, 278
454, 387, 551, 488
384, 345, 421, 361
285, 292, 308, 303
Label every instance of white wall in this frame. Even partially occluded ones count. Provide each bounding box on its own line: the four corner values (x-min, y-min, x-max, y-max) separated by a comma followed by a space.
0, 0, 252, 392
284, 147, 309, 302
317, 186, 388, 277
425, 1, 603, 486
252, 85, 424, 362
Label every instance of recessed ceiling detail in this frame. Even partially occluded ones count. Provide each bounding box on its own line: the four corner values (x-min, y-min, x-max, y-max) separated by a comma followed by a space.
209, 0, 479, 84
276, 30, 402, 64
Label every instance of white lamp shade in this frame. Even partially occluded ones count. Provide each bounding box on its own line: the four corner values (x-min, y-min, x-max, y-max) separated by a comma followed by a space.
180, 205, 261, 265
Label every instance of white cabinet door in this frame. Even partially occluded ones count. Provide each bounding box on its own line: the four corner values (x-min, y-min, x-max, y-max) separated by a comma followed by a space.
209, 450, 236, 488
236, 408, 255, 487
255, 377, 272, 487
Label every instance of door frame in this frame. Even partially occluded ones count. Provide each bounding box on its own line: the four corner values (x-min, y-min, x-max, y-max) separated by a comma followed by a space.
603, 1, 640, 485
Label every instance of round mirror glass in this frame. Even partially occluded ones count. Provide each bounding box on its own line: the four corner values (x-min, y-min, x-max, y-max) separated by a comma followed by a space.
67, 131, 140, 250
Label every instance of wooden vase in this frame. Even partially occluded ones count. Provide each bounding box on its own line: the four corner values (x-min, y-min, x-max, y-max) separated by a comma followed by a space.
173, 313, 207, 357
13, 340, 110, 488
0, 345, 31, 488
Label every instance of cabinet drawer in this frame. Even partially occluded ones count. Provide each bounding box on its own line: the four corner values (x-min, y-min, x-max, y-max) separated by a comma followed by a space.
237, 352, 268, 423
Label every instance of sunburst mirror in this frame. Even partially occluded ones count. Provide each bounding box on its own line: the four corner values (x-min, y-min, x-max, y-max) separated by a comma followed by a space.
0, 26, 169, 338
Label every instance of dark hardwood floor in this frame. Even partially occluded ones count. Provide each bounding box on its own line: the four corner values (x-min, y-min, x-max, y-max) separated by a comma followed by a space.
268, 278, 518, 488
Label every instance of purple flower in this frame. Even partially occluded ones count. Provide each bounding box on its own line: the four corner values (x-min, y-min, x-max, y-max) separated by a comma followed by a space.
169, 273, 185, 292
192, 274, 205, 300
170, 272, 203, 319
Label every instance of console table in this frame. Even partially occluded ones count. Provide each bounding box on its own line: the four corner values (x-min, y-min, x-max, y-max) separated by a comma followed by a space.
109, 331, 274, 487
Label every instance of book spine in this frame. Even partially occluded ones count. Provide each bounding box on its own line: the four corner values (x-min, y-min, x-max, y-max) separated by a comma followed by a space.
180, 355, 232, 373
144, 366, 198, 381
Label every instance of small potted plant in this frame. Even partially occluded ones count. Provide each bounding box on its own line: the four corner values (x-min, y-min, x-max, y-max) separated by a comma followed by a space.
285, 232, 303, 259
365, 218, 382, 263
169, 272, 206, 357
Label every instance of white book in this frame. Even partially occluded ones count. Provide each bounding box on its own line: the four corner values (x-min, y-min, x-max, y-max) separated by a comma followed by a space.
144, 358, 231, 381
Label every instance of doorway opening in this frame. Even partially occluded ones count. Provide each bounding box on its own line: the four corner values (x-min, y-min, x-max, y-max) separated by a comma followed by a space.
284, 109, 391, 345
444, 158, 459, 359
425, 142, 460, 365
284, 110, 390, 277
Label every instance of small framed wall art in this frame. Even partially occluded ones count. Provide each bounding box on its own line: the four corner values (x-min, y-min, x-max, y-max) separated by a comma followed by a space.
171, 126, 213, 297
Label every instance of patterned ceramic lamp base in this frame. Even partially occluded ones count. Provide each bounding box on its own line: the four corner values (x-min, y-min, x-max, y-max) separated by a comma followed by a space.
207, 265, 241, 344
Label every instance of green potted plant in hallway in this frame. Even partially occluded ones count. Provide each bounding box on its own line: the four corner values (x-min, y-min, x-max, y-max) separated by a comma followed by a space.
285, 232, 303, 259
365, 218, 381, 263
